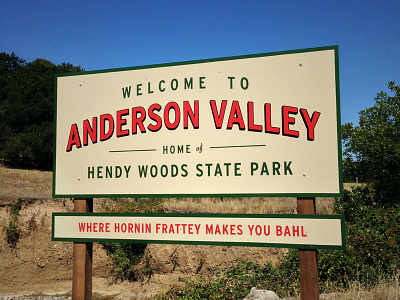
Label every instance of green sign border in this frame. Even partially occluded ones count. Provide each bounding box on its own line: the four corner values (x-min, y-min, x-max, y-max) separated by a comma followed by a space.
53, 45, 343, 199
52, 212, 346, 250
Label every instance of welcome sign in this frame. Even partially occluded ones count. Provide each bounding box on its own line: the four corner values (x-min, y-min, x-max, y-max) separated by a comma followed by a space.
53, 46, 342, 198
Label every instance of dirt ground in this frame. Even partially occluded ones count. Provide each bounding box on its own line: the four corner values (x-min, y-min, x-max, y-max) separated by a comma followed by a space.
1, 165, 345, 299
0, 197, 284, 299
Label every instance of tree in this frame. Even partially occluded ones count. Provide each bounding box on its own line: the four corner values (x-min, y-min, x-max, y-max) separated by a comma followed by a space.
0, 52, 83, 170
342, 81, 400, 206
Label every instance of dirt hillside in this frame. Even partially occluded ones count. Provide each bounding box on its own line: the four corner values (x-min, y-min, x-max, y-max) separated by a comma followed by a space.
0, 165, 286, 299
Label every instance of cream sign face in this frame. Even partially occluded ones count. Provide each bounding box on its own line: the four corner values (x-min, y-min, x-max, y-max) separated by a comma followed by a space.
53, 46, 342, 198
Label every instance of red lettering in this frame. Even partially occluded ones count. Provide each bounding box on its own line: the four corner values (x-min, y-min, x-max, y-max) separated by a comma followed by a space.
293, 226, 300, 236
264, 103, 280, 134
169, 224, 175, 234
282, 106, 299, 138
164, 102, 180, 130
284, 226, 291, 236
116, 109, 129, 137
248, 225, 255, 235
181, 223, 187, 234
230, 224, 236, 235
132, 106, 146, 134
300, 109, 321, 141
255, 225, 262, 235
148, 103, 162, 132
276, 225, 282, 236
78, 223, 86, 232
183, 100, 199, 129
128, 223, 133, 233
188, 224, 194, 234
100, 113, 114, 141
248, 102, 262, 132
301, 226, 307, 237
264, 225, 270, 236
206, 224, 213, 234
83, 117, 97, 146
66, 123, 82, 152
237, 225, 243, 235
227, 101, 245, 130
210, 100, 227, 129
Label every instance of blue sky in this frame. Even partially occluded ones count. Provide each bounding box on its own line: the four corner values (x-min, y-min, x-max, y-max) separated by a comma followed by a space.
1, 0, 399, 126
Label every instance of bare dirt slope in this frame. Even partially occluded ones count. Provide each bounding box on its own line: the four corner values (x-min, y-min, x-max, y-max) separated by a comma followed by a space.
0, 165, 284, 299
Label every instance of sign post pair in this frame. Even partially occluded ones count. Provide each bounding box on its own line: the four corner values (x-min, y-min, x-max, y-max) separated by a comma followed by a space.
53, 46, 344, 299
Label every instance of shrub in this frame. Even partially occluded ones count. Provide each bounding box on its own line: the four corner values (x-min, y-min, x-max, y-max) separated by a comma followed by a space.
101, 198, 164, 281
318, 205, 400, 290
333, 185, 374, 222
26, 213, 38, 231
9, 199, 22, 220
6, 221, 20, 247
102, 242, 153, 281
156, 187, 400, 298
157, 258, 300, 299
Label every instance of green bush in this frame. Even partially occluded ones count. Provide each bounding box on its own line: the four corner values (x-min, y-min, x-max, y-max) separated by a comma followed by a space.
9, 199, 22, 219
156, 187, 400, 298
156, 260, 297, 300
318, 202, 400, 290
333, 185, 374, 222
102, 242, 153, 281
101, 198, 164, 281
6, 221, 20, 247
5, 200, 22, 247
156, 255, 301, 299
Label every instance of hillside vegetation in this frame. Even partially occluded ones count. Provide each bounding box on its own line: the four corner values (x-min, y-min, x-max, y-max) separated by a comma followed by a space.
1, 165, 399, 299
1, 52, 400, 298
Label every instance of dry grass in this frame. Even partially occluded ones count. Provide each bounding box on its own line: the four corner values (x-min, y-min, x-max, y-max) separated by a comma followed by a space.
0, 164, 52, 198
164, 197, 335, 214
284, 275, 400, 300
0, 163, 335, 214
164, 197, 296, 214
344, 182, 367, 191
320, 276, 400, 300
0, 164, 396, 298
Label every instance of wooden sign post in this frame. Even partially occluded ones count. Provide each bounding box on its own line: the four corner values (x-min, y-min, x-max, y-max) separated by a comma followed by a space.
298, 197, 319, 299
72, 198, 93, 300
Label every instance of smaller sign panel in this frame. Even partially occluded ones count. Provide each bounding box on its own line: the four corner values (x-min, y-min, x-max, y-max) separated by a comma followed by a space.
52, 213, 345, 250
